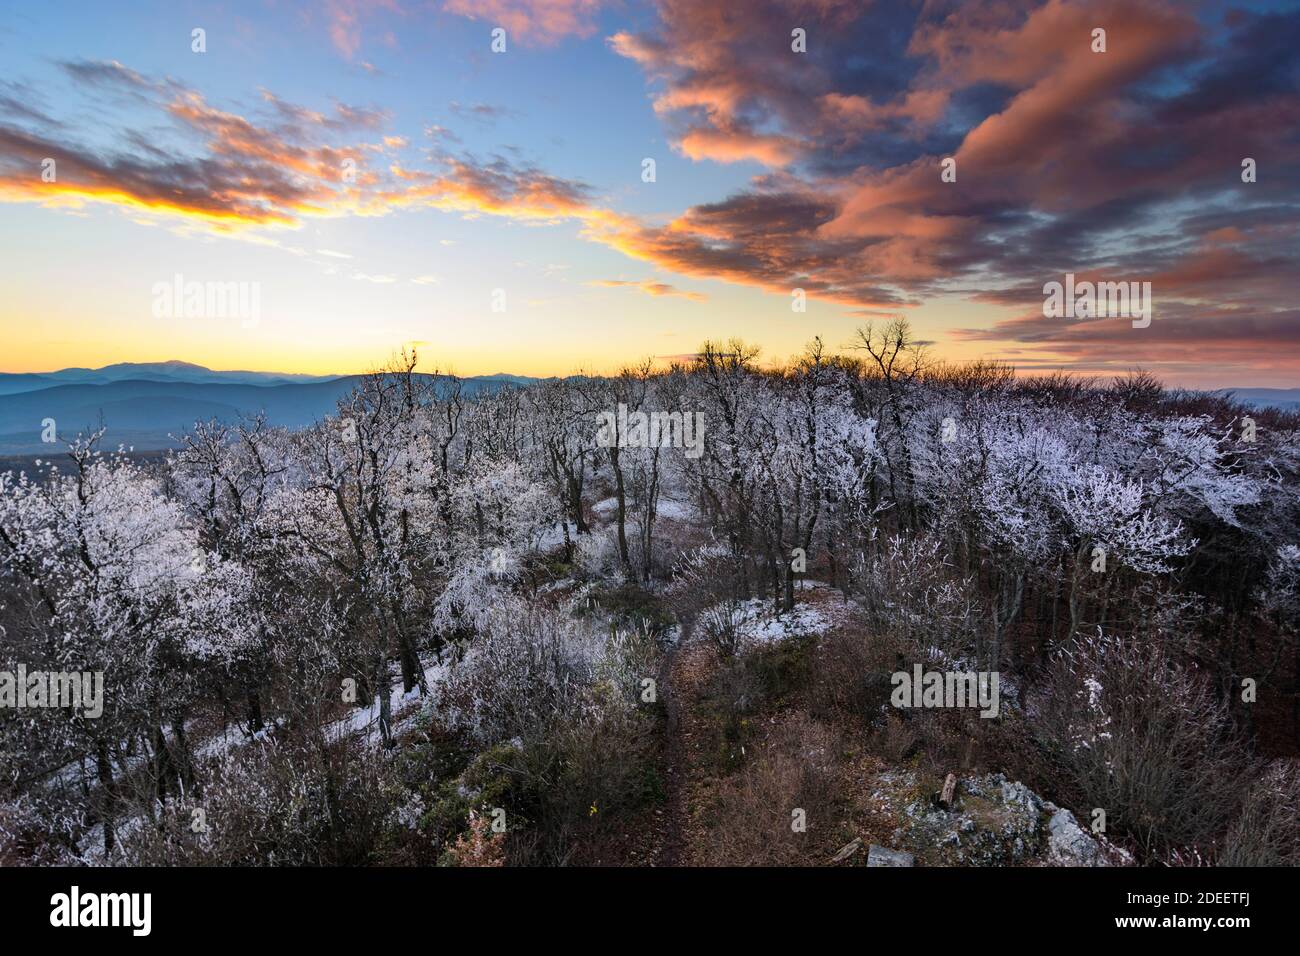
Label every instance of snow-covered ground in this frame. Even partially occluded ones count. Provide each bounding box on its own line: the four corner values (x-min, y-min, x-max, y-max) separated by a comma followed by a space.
694, 579, 862, 650
336, 658, 452, 743
734, 599, 831, 646
591, 495, 696, 523
702, 582, 842, 649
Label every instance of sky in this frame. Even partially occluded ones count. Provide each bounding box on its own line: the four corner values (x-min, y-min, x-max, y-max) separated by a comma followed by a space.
0, 0, 1297, 387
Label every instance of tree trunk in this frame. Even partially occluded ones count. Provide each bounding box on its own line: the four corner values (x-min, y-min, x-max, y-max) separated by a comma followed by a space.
97, 739, 116, 856
612, 452, 631, 572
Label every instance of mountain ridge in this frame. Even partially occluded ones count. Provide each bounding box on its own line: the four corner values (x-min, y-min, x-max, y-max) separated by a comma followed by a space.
1, 362, 1293, 455
0, 366, 536, 453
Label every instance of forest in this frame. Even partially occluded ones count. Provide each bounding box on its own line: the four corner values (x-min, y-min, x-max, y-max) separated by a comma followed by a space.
1, 320, 1296, 867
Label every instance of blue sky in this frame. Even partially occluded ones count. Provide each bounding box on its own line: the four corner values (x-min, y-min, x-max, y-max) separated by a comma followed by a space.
1, 1, 1297, 385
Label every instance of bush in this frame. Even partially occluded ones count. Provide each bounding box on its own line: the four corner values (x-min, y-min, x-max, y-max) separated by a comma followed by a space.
423, 601, 665, 864
849, 535, 983, 662
112, 733, 399, 866
809, 611, 903, 720
699, 601, 744, 657
583, 581, 676, 638
1218, 760, 1300, 866
504, 706, 664, 865
1027, 629, 1251, 860
433, 603, 646, 746
667, 543, 748, 650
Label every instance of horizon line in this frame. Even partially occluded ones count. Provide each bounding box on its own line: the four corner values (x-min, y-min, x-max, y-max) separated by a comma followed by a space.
1, 358, 1298, 394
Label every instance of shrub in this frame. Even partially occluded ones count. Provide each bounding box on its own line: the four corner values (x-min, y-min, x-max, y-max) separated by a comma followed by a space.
1218, 760, 1300, 866
112, 732, 399, 866
849, 535, 982, 665
699, 601, 744, 656
433, 603, 638, 747
425, 601, 665, 864
667, 543, 748, 650
1027, 629, 1251, 860
809, 611, 904, 720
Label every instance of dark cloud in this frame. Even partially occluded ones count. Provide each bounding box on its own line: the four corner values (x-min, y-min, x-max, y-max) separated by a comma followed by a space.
602, 0, 1300, 376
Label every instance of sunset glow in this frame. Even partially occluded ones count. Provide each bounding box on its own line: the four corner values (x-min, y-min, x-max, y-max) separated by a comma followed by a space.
1, 1, 1297, 387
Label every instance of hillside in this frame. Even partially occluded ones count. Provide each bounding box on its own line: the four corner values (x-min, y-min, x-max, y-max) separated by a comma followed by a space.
2, 353, 1295, 871
0, 364, 534, 452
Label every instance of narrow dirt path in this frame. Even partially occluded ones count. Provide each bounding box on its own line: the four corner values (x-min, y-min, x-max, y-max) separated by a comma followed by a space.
652, 627, 718, 867
653, 638, 688, 866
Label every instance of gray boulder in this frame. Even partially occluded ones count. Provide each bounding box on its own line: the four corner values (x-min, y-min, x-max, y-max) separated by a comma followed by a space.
867, 770, 1124, 866
867, 844, 914, 867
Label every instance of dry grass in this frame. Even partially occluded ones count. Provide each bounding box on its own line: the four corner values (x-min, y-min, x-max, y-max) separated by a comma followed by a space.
693, 712, 849, 866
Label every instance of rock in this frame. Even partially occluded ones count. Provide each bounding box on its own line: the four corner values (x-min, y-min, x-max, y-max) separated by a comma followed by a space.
868, 769, 1127, 866
1045, 807, 1104, 865
995, 776, 1043, 814
831, 837, 862, 863
897, 773, 1042, 865
867, 844, 914, 867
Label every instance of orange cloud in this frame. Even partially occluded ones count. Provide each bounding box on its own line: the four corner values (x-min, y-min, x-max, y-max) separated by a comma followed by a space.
374, 157, 594, 221
590, 279, 706, 302
0, 66, 403, 230
677, 127, 800, 166
323, 0, 404, 59
443, 0, 606, 45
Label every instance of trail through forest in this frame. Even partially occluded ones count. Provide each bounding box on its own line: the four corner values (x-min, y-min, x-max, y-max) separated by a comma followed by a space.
653, 623, 719, 867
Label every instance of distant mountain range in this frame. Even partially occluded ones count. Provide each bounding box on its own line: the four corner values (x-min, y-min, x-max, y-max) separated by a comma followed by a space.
0, 362, 536, 453
1211, 388, 1300, 411
0, 360, 340, 396
0, 362, 1293, 455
